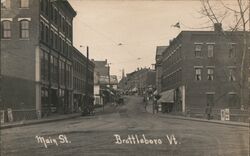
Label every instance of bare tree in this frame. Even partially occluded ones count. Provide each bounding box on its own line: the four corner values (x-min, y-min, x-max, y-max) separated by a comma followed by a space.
199, 0, 249, 109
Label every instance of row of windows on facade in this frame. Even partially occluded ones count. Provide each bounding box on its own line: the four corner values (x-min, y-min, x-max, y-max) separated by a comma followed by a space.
162, 67, 236, 85
1, 0, 29, 8
163, 44, 237, 68
194, 44, 236, 58
40, 50, 72, 88
205, 93, 239, 108
73, 61, 86, 78
40, 0, 73, 40
73, 77, 86, 92
40, 21, 72, 58
1, 20, 29, 39
41, 87, 72, 111
194, 68, 236, 81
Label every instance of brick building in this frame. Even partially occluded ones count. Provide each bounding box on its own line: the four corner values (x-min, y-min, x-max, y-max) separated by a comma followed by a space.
118, 68, 156, 95
0, 0, 94, 121
160, 24, 249, 121
72, 47, 94, 112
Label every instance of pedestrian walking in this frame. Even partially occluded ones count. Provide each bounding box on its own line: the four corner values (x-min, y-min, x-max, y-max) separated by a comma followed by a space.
145, 96, 149, 110
205, 105, 212, 120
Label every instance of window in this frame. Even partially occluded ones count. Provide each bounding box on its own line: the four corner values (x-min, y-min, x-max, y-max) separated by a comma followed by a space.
229, 68, 236, 81
65, 43, 69, 56
207, 45, 214, 58
194, 44, 202, 57
45, 26, 49, 43
45, 0, 49, 16
69, 25, 72, 40
41, 87, 49, 108
195, 68, 202, 81
50, 29, 54, 46
62, 18, 65, 32
44, 52, 49, 81
61, 39, 64, 53
40, 50, 49, 82
40, 0, 44, 11
20, 0, 29, 8
60, 15, 64, 30
59, 60, 65, 86
53, 7, 58, 24
54, 57, 58, 83
40, 51, 45, 81
40, 21, 44, 41
53, 32, 57, 49
207, 68, 214, 80
1, 20, 11, 39
20, 20, 29, 39
229, 44, 236, 58
1, 0, 10, 8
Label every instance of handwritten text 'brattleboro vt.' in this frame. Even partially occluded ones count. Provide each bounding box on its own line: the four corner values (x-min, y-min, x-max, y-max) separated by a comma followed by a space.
113, 134, 180, 145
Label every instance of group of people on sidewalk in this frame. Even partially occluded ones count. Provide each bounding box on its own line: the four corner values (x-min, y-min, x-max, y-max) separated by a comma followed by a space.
143, 90, 161, 114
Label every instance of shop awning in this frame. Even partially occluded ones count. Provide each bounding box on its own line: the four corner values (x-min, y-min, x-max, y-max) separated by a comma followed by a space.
158, 89, 174, 103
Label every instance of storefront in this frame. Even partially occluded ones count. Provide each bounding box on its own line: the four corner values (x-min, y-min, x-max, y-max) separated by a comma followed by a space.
158, 89, 174, 113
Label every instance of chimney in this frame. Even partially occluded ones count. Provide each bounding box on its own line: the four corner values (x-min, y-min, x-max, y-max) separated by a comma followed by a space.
214, 23, 222, 32
169, 39, 173, 45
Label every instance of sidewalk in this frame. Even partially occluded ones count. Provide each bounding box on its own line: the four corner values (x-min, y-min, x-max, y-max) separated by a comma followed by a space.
0, 113, 81, 130
145, 101, 249, 128
0, 103, 118, 130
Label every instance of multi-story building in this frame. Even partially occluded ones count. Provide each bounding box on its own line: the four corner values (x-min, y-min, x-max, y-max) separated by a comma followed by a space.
155, 46, 167, 93
0, 0, 94, 121
118, 68, 156, 95
92, 59, 118, 105
92, 59, 109, 105
160, 24, 249, 121
72, 47, 94, 112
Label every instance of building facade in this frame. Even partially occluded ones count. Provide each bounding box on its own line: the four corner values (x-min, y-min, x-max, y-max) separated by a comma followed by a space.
72, 47, 94, 112
0, 0, 94, 121
92, 59, 109, 106
118, 68, 156, 95
92, 60, 118, 105
155, 46, 167, 93
160, 24, 249, 121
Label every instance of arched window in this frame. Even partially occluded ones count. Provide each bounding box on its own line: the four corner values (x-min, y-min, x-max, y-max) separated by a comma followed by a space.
20, 20, 29, 39
1, 20, 11, 39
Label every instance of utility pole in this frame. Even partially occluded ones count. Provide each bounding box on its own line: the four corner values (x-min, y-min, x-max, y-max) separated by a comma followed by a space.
0, 12, 2, 112
108, 63, 111, 102
85, 46, 89, 114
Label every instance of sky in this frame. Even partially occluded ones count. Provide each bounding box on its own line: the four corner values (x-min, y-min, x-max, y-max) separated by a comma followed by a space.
68, 0, 238, 80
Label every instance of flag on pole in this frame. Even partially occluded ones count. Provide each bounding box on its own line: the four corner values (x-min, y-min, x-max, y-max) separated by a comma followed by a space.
171, 22, 180, 28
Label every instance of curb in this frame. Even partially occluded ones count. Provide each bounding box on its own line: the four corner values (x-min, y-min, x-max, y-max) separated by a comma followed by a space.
145, 104, 249, 128
0, 114, 81, 130
157, 113, 249, 128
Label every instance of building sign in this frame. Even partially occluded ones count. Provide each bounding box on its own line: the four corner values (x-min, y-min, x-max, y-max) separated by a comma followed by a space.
7, 108, 13, 122
221, 108, 230, 121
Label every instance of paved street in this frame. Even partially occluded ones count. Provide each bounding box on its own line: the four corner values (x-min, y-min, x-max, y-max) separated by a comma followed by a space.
1, 96, 249, 156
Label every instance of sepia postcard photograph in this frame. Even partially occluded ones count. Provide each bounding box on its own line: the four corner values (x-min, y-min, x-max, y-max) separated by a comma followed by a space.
0, 0, 249, 155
